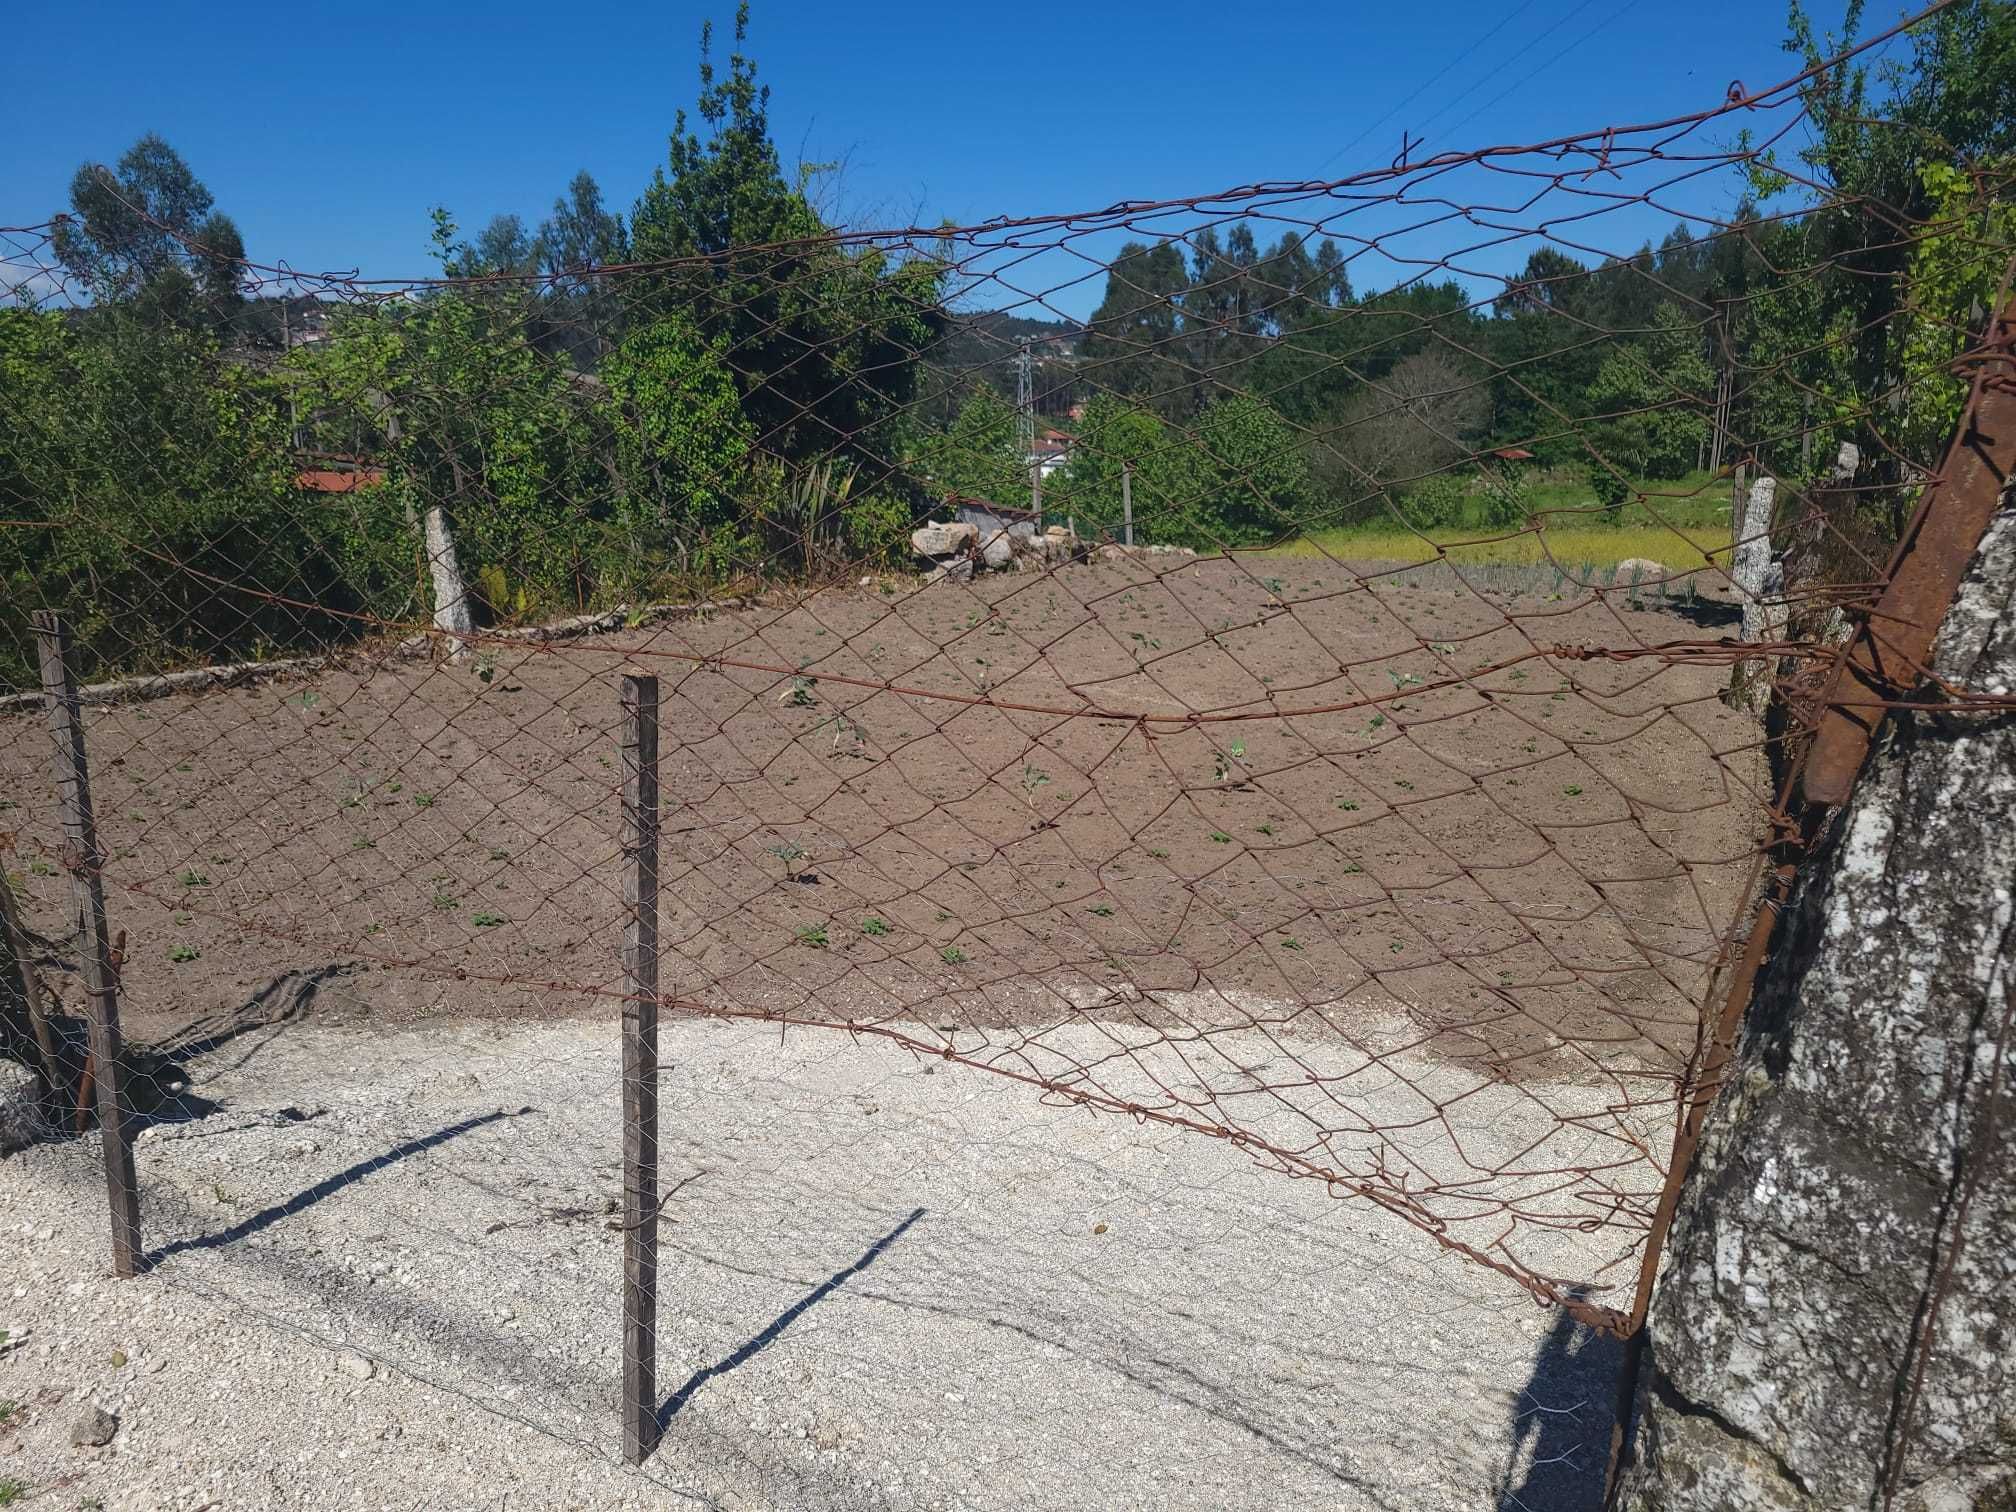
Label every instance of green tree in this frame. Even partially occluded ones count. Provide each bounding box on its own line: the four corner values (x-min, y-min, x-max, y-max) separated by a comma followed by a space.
1081, 239, 1193, 414
1051, 394, 1178, 540
0, 304, 331, 684
1766, 0, 2016, 471
600, 312, 757, 576
915, 384, 1027, 508
541, 170, 631, 282
1192, 394, 1313, 544
287, 211, 613, 611
626, 4, 945, 461
50, 133, 246, 327
1583, 303, 1716, 484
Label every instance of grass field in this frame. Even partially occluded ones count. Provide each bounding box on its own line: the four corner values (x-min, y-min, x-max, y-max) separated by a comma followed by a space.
1282, 467, 1734, 568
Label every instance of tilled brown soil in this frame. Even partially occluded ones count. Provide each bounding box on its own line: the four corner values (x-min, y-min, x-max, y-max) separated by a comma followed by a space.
2, 554, 1765, 1094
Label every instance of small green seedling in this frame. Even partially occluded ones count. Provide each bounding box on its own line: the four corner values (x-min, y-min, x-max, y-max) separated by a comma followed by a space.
168, 944, 200, 963
472, 912, 507, 927
1021, 764, 1053, 818
940, 945, 967, 964
797, 926, 829, 948
860, 918, 892, 936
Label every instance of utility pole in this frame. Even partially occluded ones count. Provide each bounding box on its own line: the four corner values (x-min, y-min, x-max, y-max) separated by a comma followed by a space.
1709, 299, 1734, 477
1015, 338, 1036, 458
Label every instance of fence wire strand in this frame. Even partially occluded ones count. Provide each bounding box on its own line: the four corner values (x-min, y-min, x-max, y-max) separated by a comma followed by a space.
2, 8, 2013, 1421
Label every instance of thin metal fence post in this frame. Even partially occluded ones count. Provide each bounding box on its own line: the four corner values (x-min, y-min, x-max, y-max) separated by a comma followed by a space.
1122, 461, 1134, 548
32, 610, 143, 1278
620, 672, 661, 1464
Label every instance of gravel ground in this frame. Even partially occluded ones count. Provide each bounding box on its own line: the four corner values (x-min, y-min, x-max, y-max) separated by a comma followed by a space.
1, 1011, 1629, 1512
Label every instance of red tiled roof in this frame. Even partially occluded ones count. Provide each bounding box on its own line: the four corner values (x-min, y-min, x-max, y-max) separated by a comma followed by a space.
295, 468, 386, 493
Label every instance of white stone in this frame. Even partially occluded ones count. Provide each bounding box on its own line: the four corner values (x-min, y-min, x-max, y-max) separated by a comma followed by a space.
910, 522, 978, 557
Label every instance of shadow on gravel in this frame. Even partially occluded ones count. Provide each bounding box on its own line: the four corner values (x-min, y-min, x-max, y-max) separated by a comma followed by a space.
1496, 1295, 1624, 1512
153, 964, 355, 1073
145, 1105, 530, 1266
658, 1206, 925, 1429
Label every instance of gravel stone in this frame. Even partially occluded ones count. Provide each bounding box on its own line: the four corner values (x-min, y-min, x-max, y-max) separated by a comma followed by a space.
0, 1014, 1628, 1509
70, 1404, 118, 1447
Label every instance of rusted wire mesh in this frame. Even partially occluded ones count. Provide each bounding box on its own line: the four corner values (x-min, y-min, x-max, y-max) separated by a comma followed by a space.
2, 12, 2013, 1400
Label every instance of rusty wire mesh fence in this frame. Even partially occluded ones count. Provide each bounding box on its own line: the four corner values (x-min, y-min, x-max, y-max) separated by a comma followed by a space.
4, 14, 2016, 1501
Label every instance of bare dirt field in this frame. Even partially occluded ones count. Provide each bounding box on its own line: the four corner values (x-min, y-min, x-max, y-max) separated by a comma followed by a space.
2, 552, 1766, 1325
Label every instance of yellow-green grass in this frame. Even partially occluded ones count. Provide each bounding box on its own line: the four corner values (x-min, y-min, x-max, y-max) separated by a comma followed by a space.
1271, 523, 1726, 569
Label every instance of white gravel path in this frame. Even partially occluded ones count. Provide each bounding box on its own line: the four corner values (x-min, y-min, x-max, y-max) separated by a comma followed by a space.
0, 1013, 1628, 1511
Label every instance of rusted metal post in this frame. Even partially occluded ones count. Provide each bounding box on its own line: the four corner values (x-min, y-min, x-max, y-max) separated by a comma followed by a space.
1604, 300, 2016, 1507
32, 610, 143, 1278
619, 671, 660, 1464
1802, 299, 2016, 806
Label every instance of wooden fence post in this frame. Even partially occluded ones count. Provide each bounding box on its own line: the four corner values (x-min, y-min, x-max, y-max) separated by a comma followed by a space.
619, 672, 661, 1464
32, 610, 143, 1278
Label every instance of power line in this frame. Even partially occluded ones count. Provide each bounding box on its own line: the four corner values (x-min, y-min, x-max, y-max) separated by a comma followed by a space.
1404, 0, 1609, 149
1427, 0, 1651, 151
1316, 0, 1548, 174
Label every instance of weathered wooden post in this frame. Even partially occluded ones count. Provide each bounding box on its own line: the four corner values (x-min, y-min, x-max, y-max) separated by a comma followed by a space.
32, 610, 143, 1278
619, 671, 661, 1464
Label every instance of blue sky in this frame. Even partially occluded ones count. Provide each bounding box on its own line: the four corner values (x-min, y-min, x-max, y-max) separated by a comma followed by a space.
7, 1, 1868, 317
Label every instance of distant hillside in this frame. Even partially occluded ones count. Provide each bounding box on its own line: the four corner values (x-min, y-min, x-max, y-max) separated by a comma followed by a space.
927, 310, 1083, 417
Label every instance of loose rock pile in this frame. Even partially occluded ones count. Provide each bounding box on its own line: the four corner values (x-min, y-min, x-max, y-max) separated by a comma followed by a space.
910, 520, 1096, 579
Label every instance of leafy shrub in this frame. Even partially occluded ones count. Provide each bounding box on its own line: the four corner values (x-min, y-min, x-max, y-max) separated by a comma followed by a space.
841, 493, 914, 568
1401, 473, 1468, 529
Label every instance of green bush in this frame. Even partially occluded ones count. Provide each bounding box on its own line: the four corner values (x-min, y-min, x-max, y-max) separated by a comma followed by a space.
842, 493, 914, 568
1400, 474, 1468, 529
1477, 466, 1532, 529
1588, 466, 1632, 517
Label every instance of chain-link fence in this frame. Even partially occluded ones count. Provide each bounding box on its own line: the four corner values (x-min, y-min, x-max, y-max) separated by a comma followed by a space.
4, 8, 2015, 1504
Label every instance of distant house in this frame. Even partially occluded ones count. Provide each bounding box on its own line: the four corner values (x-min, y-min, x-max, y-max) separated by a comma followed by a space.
279, 299, 333, 349
1032, 426, 1075, 479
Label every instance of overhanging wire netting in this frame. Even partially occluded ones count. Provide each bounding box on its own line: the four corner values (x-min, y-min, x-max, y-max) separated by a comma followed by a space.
3, 5, 2013, 1394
